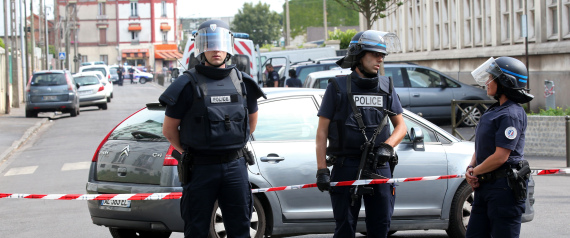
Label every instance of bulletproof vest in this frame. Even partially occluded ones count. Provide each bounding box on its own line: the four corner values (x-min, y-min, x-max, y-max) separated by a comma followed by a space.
326, 75, 393, 156
179, 68, 250, 151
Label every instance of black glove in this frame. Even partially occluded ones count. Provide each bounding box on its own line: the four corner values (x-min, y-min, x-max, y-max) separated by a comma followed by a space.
316, 168, 331, 192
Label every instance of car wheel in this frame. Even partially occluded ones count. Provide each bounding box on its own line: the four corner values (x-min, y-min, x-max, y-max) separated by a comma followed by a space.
70, 107, 78, 117
111, 92, 114, 99
107, 96, 111, 103
139, 78, 147, 84
109, 227, 171, 238
209, 196, 266, 238
25, 110, 38, 118
459, 104, 484, 127
446, 182, 473, 238
99, 103, 108, 110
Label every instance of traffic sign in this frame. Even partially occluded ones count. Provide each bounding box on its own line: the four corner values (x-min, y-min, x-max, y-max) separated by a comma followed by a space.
59, 52, 66, 60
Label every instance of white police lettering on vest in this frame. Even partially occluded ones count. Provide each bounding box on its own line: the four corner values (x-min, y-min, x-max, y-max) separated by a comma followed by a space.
353, 95, 384, 107
211, 96, 231, 104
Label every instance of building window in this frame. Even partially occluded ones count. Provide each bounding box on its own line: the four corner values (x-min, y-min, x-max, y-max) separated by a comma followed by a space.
131, 2, 138, 17
162, 32, 168, 44
98, 2, 106, 16
552, 6, 558, 35
131, 31, 139, 44
81, 55, 88, 63
161, 1, 167, 17
100, 55, 108, 65
99, 28, 107, 45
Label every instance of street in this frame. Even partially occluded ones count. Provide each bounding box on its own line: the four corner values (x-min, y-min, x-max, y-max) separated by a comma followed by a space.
0, 81, 568, 238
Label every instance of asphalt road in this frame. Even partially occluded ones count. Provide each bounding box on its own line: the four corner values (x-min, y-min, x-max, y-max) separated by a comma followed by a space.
0, 81, 568, 238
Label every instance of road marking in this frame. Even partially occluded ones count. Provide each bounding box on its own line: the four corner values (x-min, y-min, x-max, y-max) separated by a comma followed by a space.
61, 162, 91, 171
4, 166, 38, 176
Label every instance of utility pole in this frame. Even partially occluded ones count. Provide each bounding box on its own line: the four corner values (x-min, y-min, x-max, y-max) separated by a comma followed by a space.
55, 1, 60, 69
19, 0, 28, 92
323, 0, 328, 41
30, 0, 36, 73
44, 3, 50, 70
285, 0, 290, 46
10, 0, 20, 108
523, 0, 530, 112
39, 0, 44, 69
3, 0, 11, 113
73, 3, 78, 72
65, 4, 70, 70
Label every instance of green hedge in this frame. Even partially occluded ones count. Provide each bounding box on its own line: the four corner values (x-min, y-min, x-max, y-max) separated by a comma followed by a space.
528, 107, 570, 116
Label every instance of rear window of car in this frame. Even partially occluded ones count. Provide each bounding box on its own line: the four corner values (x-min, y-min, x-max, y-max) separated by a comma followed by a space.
74, 76, 100, 86
109, 109, 167, 141
110, 68, 117, 74
31, 73, 67, 86
82, 68, 107, 76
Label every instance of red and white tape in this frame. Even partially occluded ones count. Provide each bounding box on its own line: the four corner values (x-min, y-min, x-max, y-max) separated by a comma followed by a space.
1, 168, 568, 201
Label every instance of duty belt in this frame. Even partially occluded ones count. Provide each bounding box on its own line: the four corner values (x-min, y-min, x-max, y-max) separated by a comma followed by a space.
192, 149, 244, 165
477, 169, 508, 183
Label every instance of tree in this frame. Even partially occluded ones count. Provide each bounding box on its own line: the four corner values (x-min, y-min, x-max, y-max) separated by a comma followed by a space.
334, 0, 404, 30
287, 0, 359, 39
232, 2, 282, 46
0, 38, 4, 49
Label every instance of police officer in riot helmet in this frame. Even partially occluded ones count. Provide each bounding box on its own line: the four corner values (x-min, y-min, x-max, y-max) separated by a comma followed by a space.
159, 19, 265, 238
315, 30, 407, 238
465, 56, 533, 238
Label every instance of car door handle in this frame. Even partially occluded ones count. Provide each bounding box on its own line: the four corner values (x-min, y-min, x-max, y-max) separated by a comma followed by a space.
412, 93, 420, 97
260, 153, 285, 164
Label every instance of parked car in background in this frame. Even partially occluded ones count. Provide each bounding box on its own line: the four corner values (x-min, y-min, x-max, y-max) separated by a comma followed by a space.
303, 63, 491, 126
79, 65, 113, 86
25, 70, 80, 117
78, 71, 113, 103
85, 88, 533, 238
109, 65, 154, 84
81, 61, 106, 66
73, 72, 108, 110
286, 62, 340, 86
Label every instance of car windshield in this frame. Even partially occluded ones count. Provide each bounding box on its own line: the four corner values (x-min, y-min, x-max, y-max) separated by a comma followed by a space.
82, 68, 107, 76
74, 76, 100, 86
110, 68, 117, 74
30, 73, 67, 86
109, 109, 167, 141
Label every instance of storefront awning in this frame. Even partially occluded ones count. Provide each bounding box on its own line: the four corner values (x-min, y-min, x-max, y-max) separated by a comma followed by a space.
128, 24, 142, 31
155, 50, 183, 60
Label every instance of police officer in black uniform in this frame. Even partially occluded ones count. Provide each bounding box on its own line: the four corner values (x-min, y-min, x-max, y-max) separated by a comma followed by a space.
465, 57, 534, 238
265, 63, 279, 87
315, 30, 407, 238
285, 69, 303, 88
160, 20, 265, 238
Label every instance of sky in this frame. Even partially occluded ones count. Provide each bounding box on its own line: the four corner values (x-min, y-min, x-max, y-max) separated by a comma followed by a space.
177, 0, 284, 18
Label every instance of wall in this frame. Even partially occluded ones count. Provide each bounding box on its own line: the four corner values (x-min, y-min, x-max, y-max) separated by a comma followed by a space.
525, 116, 567, 157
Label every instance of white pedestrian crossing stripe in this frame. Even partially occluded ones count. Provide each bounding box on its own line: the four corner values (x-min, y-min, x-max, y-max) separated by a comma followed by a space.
4, 166, 38, 176
61, 162, 91, 171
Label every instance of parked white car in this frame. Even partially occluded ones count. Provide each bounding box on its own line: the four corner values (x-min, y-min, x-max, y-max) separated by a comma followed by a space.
76, 71, 113, 103
112, 65, 154, 84
72, 72, 108, 110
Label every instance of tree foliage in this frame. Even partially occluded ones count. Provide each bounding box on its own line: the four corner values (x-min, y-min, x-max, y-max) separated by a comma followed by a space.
334, 0, 404, 29
232, 2, 282, 46
0, 38, 4, 49
287, 0, 359, 38
328, 29, 358, 49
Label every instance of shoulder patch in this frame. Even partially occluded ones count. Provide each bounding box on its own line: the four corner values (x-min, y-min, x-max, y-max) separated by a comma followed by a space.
505, 126, 517, 140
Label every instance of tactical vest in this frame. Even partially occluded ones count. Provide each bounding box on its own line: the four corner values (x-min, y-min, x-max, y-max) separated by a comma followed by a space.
326, 75, 393, 156
179, 68, 250, 151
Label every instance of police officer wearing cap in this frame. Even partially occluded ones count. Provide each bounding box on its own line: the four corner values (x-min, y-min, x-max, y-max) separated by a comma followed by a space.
315, 30, 407, 238
159, 19, 265, 238
265, 63, 279, 87
465, 57, 534, 238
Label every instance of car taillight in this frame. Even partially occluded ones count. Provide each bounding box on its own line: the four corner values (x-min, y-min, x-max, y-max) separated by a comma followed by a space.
26, 75, 33, 92
65, 73, 74, 91
91, 107, 146, 162
98, 85, 105, 92
108, 74, 111, 79
163, 145, 178, 166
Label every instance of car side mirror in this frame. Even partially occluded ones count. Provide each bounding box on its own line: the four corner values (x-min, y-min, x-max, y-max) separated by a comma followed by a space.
410, 127, 425, 151
76, 83, 80, 89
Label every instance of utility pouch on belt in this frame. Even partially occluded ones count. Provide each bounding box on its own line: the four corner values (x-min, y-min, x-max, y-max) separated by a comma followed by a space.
507, 160, 531, 201
243, 147, 255, 166
172, 150, 193, 184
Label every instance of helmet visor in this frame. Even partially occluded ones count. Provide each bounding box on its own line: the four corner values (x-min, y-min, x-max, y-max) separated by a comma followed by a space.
352, 31, 402, 55
194, 27, 234, 56
471, 57, 503, 86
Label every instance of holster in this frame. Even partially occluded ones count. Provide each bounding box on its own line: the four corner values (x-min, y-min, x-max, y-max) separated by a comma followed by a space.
507, 160, 531, 201
389, 152, 398, 177
172, 150, 193, 184
243, 147, 255, 166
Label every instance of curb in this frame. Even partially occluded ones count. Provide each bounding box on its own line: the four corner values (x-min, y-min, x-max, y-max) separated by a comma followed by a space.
0, 118, 50, 165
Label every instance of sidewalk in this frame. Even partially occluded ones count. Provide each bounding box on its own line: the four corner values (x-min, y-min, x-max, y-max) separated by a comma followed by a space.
0, 106, 50, 164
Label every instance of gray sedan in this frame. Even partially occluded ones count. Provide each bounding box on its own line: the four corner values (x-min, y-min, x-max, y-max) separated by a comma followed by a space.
85, 88, 533, 238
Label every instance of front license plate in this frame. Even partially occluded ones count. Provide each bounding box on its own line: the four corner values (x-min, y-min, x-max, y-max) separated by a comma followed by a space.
42, 96, 58, 101
101, 200, 131, 208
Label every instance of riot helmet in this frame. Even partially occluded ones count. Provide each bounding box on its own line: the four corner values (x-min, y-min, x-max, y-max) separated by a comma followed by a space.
336, 30, 401, 70
193, 20, 234, 67
471, 57, 533, 103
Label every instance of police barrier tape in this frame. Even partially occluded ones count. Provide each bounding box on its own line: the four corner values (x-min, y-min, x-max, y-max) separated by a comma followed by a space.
1, 168, 568, 201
